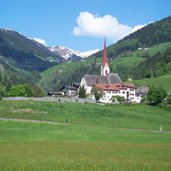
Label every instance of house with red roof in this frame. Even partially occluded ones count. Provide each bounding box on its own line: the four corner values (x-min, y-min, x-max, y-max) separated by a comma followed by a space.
80, 38, 137, 103
95, 83, 136, 103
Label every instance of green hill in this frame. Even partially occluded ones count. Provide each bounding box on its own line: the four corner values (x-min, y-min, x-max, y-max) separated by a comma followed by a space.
40, 41, 171, 91
96, 15, 171, 59
131, 74, 171, 94
40, 56, 145, 91
0, 29, 63, 72
91, 16, 171, 80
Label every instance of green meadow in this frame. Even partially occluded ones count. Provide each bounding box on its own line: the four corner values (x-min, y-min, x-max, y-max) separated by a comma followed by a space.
133, 74, 171, 94
0, 100, 171, 170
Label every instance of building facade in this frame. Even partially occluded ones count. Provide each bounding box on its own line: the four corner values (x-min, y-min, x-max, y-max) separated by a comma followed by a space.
80, 38, 137, 103
95, 83, 136, 103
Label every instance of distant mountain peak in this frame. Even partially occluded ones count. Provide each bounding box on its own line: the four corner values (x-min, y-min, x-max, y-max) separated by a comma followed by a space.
49, 46, 99, 61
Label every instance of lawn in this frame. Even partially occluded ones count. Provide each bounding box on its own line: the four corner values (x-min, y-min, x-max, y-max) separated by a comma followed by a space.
0, 100, 171, 170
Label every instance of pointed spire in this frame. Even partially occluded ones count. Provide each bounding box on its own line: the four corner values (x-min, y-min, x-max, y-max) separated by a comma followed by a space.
101, 37, 108, 67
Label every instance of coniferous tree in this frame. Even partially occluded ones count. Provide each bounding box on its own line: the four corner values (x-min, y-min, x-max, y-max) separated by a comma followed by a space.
79, 86, 86, 98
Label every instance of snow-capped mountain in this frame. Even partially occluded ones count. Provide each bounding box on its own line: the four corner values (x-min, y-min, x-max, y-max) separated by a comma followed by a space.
49, 46, 99, 61
71, 49, 100, 58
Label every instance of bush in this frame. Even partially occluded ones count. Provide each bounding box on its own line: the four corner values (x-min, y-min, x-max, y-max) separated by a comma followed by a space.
31, 85, 45, 97
111, 95, 125, 104
6, 84, 32, 97
147, 86, 167, 105
91, 85, 103, 102
79, 86, 86, 98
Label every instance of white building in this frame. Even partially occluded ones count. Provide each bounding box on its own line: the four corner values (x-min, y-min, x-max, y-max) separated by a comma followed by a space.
80, 73, 122, 95
79, 38, 137, 103
95, 83, 136, 103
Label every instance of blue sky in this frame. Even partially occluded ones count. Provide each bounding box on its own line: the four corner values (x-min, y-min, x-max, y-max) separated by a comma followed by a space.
0, 0, 171, 51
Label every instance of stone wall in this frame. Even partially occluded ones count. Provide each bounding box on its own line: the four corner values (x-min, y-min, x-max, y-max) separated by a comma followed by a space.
3, 97, 96, 104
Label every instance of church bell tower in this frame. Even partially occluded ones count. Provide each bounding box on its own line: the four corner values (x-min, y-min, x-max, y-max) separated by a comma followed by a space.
101, 38, 110, 76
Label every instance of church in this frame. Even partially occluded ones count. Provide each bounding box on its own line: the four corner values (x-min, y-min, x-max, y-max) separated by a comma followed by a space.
80, 39, 136, 103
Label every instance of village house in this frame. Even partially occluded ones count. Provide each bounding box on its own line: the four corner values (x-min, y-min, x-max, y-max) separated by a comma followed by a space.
60, 82, 80, 96
135, 86, 149, 103
80, 38, 138, 103
95, 83, 136, 103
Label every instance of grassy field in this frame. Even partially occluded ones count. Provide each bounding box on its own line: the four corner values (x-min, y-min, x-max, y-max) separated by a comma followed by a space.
132, 74, 171, 94
0, 100, 171, 170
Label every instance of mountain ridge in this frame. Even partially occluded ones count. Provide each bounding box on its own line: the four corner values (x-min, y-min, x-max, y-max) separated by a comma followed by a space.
49, 45, 99, 61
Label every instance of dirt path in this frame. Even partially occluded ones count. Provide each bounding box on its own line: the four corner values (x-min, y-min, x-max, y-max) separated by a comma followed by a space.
0, 117, 65, 125
0, 117, 171, 133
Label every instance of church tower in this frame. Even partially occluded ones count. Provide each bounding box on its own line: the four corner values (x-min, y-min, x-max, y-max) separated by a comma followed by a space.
101, 38, 110, 76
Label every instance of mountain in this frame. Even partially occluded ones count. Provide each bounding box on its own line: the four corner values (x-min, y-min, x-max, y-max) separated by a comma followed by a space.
49, 46, 99, 61
0, 29, 64, 72
94, 15, 171, 59
1, 15, 171, 93
88, 15, 171, 80
40, 16, 171, 91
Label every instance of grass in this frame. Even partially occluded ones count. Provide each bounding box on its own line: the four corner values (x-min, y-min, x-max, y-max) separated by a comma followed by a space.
110, 57, 145, 71
1, 100, 171, 130
0, 100, 171, 170
130, 42, 171, 57
132, 74, 171, 94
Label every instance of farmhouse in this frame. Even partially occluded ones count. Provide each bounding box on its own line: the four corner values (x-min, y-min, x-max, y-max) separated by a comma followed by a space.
80, 38, 137, 103
95, 83, 136, 103
135, 86, 149, 103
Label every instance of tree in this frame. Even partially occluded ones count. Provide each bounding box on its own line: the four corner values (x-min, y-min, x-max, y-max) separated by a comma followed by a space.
111, 95, 125, 104
79, 86, 86, 98
0, 85, 5, 98
31, 85, 45, 97
147, 86, 167, 105
6, 84, 32, 97
91, 85, 103, 102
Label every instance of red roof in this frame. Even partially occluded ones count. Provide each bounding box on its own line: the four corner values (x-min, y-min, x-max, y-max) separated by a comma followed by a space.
101, 38, 109, 68
95, 83, 135, 91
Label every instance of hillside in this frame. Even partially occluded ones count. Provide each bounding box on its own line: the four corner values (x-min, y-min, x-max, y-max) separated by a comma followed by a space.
131, 74, 171, 94
0, 29, 63, 72
94, 15, 171, 59
40, 56, 144, 91
1, 16, 171, 93
40, 60, 99, 91
91, 16, 171, 80
40, 42, 171, 91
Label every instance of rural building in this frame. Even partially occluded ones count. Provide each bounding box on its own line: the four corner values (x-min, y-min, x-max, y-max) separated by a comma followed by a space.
60, 82, 80, 96
135, 86, 149, 103
80, 38, 138, 103
95, 83, 136, 103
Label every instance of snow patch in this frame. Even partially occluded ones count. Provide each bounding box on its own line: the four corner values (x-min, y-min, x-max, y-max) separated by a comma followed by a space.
49, 46, 99, 60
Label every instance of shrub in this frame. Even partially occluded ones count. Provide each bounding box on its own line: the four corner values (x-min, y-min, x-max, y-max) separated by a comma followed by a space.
111, 95, 125, 104
79, 86, 86, 98
6, 84, 32, 97
147, 86, 167, 105
91, 85, 103, 102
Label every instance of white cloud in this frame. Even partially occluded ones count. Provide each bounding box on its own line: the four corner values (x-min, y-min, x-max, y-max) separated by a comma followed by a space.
33, 38, 47, 46
73, 12, 146, 42
131, 24, 145, 33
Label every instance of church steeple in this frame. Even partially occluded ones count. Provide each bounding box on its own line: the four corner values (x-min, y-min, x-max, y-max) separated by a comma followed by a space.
101, 38, 110, 76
